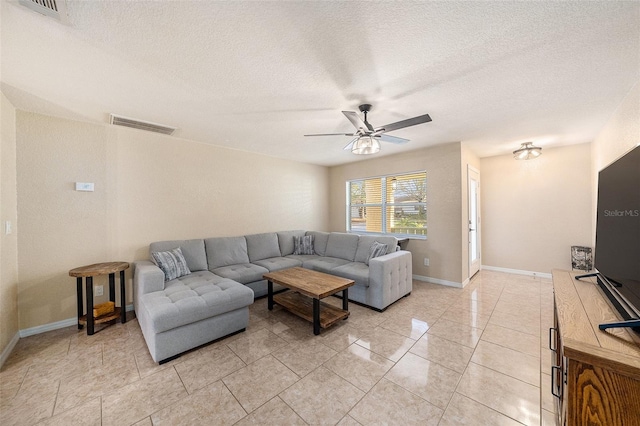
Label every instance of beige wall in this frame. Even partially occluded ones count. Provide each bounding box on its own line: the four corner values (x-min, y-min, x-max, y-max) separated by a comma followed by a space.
591, 81, 640, 245
113, 127, 329, 262
15, 112, 329, 330
1, 93, 19, 358
592, 82, 640, 177
17, 112, 111, 330
481, 143, 592, 274
329, 143, 467, 285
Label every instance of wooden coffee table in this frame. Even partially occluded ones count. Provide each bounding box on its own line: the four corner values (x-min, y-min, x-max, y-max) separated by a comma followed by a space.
264, 267, 355, 335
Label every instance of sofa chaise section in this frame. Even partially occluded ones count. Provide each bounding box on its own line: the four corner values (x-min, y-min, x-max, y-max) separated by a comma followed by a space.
134, 239, 254, 363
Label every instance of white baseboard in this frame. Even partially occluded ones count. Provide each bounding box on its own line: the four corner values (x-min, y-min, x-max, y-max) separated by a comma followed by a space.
20, 317, 77, 338
19, 304, 135, 338
413, 274, 464, 288
0, 331, 20, 369
481, 265, 552, 280
413, 267, 551, 289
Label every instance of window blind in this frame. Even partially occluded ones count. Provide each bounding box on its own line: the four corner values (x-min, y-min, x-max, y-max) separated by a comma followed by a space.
347, 171, 427, 237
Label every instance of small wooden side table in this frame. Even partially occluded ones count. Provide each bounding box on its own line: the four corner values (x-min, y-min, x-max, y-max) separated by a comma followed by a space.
69, 262, 129, 335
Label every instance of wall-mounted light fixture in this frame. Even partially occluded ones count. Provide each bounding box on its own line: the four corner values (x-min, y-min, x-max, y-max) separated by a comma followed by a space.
513, 142, 542, 160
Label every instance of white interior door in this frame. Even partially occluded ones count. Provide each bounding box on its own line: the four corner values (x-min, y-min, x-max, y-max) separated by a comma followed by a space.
468, 166, 481, 278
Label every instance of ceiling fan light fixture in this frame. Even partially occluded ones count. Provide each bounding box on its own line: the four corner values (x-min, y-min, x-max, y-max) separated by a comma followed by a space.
305, 104, 431, 154
352, 136, 381, 155
513, 142, 542, 160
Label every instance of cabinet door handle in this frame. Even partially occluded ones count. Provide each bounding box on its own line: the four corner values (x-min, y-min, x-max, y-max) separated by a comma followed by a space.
549, 327, 557, 352
551, 365, 563, 399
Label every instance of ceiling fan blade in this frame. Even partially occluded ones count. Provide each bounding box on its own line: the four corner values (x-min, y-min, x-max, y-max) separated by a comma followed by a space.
342, 111, 370, 132
377, 134, 410, 144
304, 133, 355, 137
343, 137, 359, 151
377, 114, 432, 134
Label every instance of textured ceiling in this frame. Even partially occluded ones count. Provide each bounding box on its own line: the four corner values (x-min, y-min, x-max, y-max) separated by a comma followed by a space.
1, 1, 639, 166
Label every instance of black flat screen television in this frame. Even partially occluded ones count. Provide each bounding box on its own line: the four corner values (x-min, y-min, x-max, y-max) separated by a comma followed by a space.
593, 144, 640, 331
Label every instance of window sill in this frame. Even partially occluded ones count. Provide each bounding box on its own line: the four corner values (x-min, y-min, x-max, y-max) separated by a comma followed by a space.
347, 231, 427, 241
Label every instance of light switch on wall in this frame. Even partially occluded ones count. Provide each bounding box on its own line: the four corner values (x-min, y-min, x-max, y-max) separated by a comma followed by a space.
5, 221, 12, 235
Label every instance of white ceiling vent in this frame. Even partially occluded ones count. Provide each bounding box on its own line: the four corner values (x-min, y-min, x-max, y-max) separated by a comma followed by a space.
109, 114, 177, 136
19, 0, 69, 24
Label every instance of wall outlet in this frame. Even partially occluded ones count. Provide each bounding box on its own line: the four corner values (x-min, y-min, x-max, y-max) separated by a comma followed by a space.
95, 285, 104, 297
423, 258, 430, 266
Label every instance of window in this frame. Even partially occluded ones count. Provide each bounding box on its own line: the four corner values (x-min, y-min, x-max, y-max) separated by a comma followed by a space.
347, 171, 427, 238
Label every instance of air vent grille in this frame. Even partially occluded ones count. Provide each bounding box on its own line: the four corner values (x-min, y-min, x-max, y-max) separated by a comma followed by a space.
19, 0, 69, 23
110, 114, 177, 136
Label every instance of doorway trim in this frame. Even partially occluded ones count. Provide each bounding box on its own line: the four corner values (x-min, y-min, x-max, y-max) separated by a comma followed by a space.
468, 165, 481, 279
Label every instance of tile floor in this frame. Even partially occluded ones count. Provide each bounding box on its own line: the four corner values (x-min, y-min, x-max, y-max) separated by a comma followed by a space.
0, 270, 558, 425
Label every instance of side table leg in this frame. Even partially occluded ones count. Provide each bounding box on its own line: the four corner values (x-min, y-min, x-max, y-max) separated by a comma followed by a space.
76, 277, 84, 329
313, 298, 320, 335
267, 281, 274, 310
120, 270, 126, 324
108, 273, 115, 303
86, 277, 94, 335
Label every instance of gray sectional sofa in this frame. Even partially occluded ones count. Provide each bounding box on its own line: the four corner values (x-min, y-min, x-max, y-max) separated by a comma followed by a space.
133, 231, 412, 362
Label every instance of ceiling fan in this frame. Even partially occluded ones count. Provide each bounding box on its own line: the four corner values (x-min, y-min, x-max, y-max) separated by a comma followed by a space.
305, 104, 432, 154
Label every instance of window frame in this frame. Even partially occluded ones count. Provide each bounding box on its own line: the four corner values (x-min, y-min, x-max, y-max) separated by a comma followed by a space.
346, 170, 427, 239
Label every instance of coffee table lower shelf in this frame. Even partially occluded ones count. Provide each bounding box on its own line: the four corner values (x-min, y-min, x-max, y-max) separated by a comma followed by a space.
273, 291, 349, 329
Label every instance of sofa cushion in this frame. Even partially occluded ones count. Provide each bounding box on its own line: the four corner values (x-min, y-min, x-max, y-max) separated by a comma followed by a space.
332, 262, 370, 288
149, 239, 207, 272
325, 232, 360, 261
151, 247, 191, 281
245, 233, 281, 262
354, 235, 398, 263
304, 256, 351, 274
285, 254, 321, 267
306, 231, 330, 256
253, 257, 302, 272
166, 270, 227, 287
205, 237, 250, 269
140, 277, 254, 334
366, 241, 389, 266
211, 263, 269, 284
293, 235, 315, 255
277, 230, 306, 256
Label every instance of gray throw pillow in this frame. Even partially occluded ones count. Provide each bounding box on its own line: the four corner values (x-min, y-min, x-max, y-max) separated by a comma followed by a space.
293, 235, 315, 255
365, 241, 388, 265
152, 247, 191, 281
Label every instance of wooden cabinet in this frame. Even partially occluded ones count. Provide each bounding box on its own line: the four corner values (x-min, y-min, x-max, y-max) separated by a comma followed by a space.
551, 270, 640, 426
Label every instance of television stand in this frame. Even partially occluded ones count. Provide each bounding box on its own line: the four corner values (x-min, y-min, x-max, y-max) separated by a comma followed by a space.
551, 270, 640, 425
